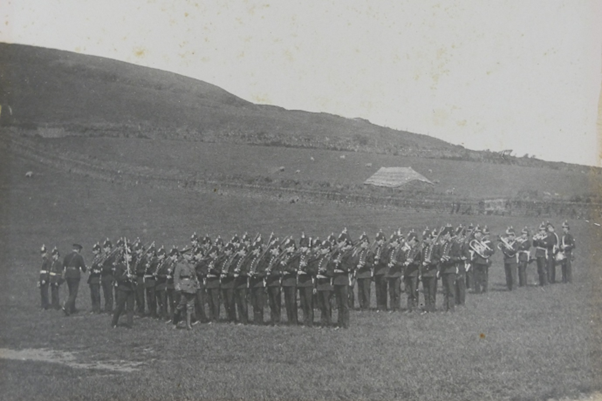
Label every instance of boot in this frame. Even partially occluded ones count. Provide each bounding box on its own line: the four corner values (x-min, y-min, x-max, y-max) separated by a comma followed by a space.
172, 309, 180, 327
186, 311, 193, 330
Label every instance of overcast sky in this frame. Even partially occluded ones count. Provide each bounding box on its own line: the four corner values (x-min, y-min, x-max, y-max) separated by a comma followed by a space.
1, 0, 601, 166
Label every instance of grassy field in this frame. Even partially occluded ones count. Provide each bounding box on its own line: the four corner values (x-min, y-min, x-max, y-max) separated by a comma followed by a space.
1, 152, 602, 400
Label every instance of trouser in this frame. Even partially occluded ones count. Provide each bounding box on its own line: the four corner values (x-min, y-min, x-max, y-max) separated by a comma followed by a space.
422, 276, 437, 312
135, 277, 145, 315
157, 290, 167, 319
441, 273, 456, 311
547, 255, 556, 283
404, 275, 418, 311
64, 278, 80, 314
267, 286, 281, 324
348, 281, 355, 309
357, 278, 371, 310
455, 272, 466, 306
234, 288, 248, 324
318, 290, 332, 326
111, 289, 134, 327
283, 286, 298, 325
374, 275, 388, 310
51, 283, 61, 309
298, 286, 313, 327
473, 265, 489, 293
194, 289, 208, 322
40, 283, 49, 310
518, 261, 528, 287
206, 288, 221, 321
334, 285, 349, 328
536, 257, 548, 286
168, 289, 177, 321
561, 257, 572, 283
222, 288, 236, 322
173, 292, 196, 327
250, 287, 265, 324
89, 282, 101, 313
387, 277, 401, 311
504, 262, 518, 291
146, 286, 157, 317
101, 279, 114, 312
466, 267, 474, 289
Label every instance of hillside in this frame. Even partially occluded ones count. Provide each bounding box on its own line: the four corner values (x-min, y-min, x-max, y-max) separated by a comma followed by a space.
0, 43, 464, 158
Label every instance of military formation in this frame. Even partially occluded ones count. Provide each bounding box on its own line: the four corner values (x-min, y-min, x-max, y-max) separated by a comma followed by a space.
38, 220, 576, 329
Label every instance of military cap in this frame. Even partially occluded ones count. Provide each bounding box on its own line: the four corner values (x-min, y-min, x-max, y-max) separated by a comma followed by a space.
253, 234, 263, 246
116, 238, 125, 247
422, 227, 431, 240
407, 231, 418, 242
92, 243, 101, 252
190, 232, 199, 242
389, 232, 401, 242
546, 221, 554, 229
51, 247, 60, 256
505, 226, 515, 235
207, 246, 219, 255
562, 220, 570, 229
241, 232, 251, 243
312, 238, 322, 248
103, 238, 113, 248
299, 232, 310, 248
72, 243, 83, 251
521, 226, 529, 235
202, 234, 212, 245
538, 222, 546, 231
440, 225, 453, 237
454, 225, 464, 236
157, 246, 166, 256
224, 243, 236, 253
283, 238, 296, 250
320, 240, 331, 250
359, 232, 369, 243
337, 228, 349, 244
327, 233, 336, 245
231, 234, 240, 243
375, 230, 386, 242
169, 246, 179, 256
40, 244, 47, 254
481, 226, 490, 236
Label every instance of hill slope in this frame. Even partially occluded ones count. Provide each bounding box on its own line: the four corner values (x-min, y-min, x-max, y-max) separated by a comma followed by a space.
0, 43, 462, 157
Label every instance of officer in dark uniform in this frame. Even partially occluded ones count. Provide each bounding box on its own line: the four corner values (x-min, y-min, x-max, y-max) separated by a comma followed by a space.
62, 243, 87, 316
532, 223, 549, 286
421, 228, 440, 313
155, 247, 170, 320
100, 239, 116, 313
559, 221, 576, 283
265, 242, 283, 326
471, 227, 494, 293
314, 240, 334, 327
516, 227, 532, 287
386, 233, 405, 312
87, 243, 103, 314
402, 231, 422, 312
49, 247, 63, 310
232, 245, 250, 325
296, 234, 315, 327
133, 241, 147, 316
172, 250, 200, 330
545, 222, 559, 284
247, 238, 267, 325
500, 227, 520, 291
111, 248, 136, 328
192, 247, 209, 324
39, 245, 51, 310
205, 246, 222, 323
331, 233, 353, 328
372, 230, 390, 311
354, 233, 373, 311
218, 243, 237, 323
280, 238, 299, 326
144, 244, 158, 318
439, 226, 461, 311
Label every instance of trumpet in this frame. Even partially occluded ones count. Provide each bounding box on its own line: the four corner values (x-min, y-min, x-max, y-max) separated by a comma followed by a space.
469, 239, 492, 259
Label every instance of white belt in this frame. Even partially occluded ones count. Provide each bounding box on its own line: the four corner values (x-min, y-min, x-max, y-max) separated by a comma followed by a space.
39, 270, 48, 274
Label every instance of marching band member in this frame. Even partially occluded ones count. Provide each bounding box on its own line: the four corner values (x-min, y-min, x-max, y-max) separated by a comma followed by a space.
471, 227, 494, 293
354, 233, 374, 311
517, 227, 531, 287
464, 224, 475, 290
560, 221, 576, 283
439, 225, 460, 312
218, 243, 238, 324
312, 240, 334, 327
372, 230, 390, 312
499, 227, 519, 291
403, 231, 422, 312
545, 222, 559, 284
38, 245, 51, 310
533, 223, 549, 286
421, 228, 440, 313
296, 234, 315, 327
455, 226, 469, 307
386, 232, 406, 312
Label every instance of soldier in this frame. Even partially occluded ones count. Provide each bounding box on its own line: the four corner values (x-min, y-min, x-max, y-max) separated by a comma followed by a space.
172, 250, 200, 330
559, 221, 576, 283
471, 227, 495, 293
354, 233, 374, 311
421, 228, 440, 313
517, 227, 532, 287
314, 240, 334, 327
386, 232, 405, 312
133, 241, 147, 316
456, 227, 470, 306
166, 247, 179, 322
111, 248, 136, 328
155, 247, 171, 320
87, 243, 103, 314
464, 224, 475, 290
280, 238, 299, 326
38, 245, 51, 310
545, 222, 559, 284
532, 223, 549, 286
403, 231, 422, 312
248, 238, 267, 325
233, 245, 250, 325
205, 246, 222, 323
372, 230, 390, 311
439, 225, 461, 312
144, 244, 158, 318
100, 239, 116, 313
296, 234, 314, 327
331, 233, 353, 328
265, 241, 283, 326
49, 247, 63, 310
62, 243, 87, 316
192, 247, 209, 324
218, 243, 237, 323
500, 227, 520, 291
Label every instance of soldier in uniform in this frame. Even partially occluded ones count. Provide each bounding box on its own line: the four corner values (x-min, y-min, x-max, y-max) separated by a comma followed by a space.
372, 230, 389, 311
296, 234, 315, 327
471, 227, 495, 293
402, 231, 422, 312
280, 238, 299, 326
559, 221, 576, 283
421, 228, 440, 313
49, 247, 63, 310
517, 227, 532, 287
133, 241, 147, 316
111, 248, 136, 328
532, 223, 549, 286
87, 243, 103, 313
172, 250, 201, 330
144, 244, 158, 318
218, 243, 237, 323
354, 233, 374, 311
39, 245, 51, 310
500, 227, 520, 291
439, 225, 461, 312
456, 226, 469, 306
192, 247, 209, 324
100, 239, 116, 313
314, 240, 334, 327
155, 247, 171, 320
265, 242, 283, 326
545, 222, 559, 284
166, 247, 179, 322
62, 243, 87, 316
205, 246, 222, 323
386, 233, 405, 312
247, 238, 267, 325
232, 245, 250, 325
331, 233, 353, 328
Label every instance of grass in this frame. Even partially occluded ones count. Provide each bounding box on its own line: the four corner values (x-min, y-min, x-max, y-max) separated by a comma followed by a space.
1, 152, 602, 400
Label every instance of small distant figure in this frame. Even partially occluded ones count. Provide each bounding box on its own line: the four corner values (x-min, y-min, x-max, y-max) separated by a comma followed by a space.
49, 247, 63, 309
39, 245, 51, 310
62, 243, 87, 316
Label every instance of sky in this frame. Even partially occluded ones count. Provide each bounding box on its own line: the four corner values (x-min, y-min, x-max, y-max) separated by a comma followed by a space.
1, 0, 601, 166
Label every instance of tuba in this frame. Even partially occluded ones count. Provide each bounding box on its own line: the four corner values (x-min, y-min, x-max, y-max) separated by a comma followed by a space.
470, 239, 492, 259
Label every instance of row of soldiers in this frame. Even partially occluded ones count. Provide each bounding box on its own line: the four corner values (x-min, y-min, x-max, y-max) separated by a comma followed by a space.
38, 220, 576, 329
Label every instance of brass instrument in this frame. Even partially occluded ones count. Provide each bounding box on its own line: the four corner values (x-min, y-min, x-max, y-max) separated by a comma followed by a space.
555, 235, 566, 261
532, 232, 547, 242
496, 235, 515, 252
469, 239, 492, 259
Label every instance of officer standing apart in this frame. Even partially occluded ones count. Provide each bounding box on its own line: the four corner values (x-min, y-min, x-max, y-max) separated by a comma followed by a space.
62, 243, 87, 316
